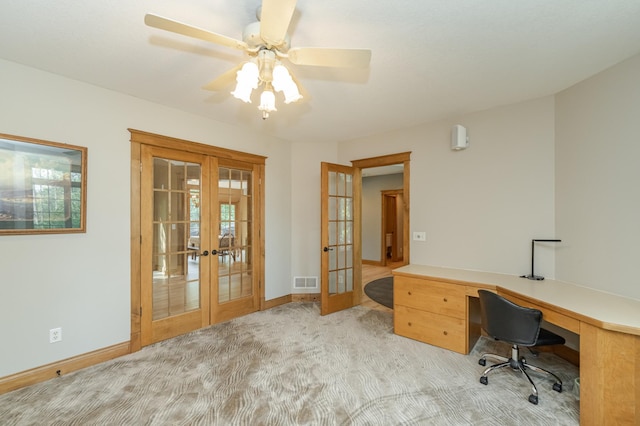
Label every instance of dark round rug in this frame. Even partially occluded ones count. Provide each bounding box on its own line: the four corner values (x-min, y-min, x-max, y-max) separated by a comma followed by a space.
364, 276, 393, 309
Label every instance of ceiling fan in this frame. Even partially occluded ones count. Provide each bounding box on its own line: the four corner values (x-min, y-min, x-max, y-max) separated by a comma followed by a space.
145, 0, 372, 119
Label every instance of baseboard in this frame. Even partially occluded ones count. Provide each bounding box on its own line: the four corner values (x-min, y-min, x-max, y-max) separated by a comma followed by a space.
291, 293, 320, 302
264, 294, 320, 308
262, 294, 292, 309
0, 341, 131, 395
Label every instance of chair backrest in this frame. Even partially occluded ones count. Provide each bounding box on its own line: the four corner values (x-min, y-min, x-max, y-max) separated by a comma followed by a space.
219, 233, 234, 248
478, 290, 542, 347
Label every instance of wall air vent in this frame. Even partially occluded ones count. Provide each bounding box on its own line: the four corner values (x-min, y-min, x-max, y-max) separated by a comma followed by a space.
293, 276, 318, 289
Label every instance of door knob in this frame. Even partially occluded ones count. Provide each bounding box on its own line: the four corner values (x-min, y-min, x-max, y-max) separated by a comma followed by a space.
323, 247, 334, 252
201, 250, 209, 256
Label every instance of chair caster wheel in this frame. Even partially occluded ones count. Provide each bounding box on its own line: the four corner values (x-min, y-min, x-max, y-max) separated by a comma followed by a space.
478, 358, 486, 366
528, 394, 538, 405
553, 383, 562, 393
480, 376, 488, 385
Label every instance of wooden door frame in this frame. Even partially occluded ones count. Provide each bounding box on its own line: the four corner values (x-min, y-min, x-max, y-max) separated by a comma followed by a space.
129, 129, 266, 352
352, 152, 411, 267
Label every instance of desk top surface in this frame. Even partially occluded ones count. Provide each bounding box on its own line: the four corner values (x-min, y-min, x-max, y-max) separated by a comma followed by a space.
393, 264, 640, 336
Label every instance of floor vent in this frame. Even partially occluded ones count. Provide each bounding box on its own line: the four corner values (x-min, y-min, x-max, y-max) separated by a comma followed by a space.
293, 276, 318, 289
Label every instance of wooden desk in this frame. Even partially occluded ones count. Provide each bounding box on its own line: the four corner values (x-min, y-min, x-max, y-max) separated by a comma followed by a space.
392, 264, 640, 426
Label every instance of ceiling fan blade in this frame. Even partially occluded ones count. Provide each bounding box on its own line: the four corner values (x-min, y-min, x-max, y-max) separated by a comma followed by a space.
259, 0, 297, 47
145, 14, 248, 51
287, 47, 371, 68
202, 64, 243, 91
288, 70, 309, 102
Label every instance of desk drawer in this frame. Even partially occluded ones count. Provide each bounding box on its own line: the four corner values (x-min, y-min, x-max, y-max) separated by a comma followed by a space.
394, 276, 466, 318
395, 305, 467, 354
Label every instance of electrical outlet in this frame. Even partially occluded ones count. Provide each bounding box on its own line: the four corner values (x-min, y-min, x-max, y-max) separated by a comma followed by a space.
49, 327, 62, 343
413, 231, 427, 241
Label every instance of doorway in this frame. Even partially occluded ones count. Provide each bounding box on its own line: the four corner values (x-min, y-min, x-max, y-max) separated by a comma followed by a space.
382, 189, 404, 265
129, 130, 265, 350
353, 152, 410, 268
320, 152, 410, 316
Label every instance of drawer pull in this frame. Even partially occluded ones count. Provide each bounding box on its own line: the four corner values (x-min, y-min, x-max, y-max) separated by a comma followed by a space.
407, 291, 412, 296
443, 297, 448, 302
443, 331, 448, 336
408, 322, 412, 326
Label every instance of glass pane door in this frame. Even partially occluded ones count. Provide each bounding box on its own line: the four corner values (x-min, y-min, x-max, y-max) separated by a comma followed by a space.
152, 158, 201, 319
140, 144, 210, 345
327, 170, 354, 296
217, 166, 252, 303
136, 137, 264, 345
321, 162, 360, 315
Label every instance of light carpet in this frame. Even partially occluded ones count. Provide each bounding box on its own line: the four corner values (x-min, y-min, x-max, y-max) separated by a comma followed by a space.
0, 303, 580, 425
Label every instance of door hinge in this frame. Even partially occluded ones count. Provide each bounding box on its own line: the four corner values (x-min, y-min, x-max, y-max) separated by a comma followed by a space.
140, 307, 142, 316
139, 162, 143, 173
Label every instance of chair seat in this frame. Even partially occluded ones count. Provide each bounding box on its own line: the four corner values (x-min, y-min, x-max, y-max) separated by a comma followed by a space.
535, 328, 566, 347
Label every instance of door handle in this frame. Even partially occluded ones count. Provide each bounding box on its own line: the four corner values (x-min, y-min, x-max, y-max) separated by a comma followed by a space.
323, 247, 333, 252
201, 250, 209, 256
211, 249, 218, 255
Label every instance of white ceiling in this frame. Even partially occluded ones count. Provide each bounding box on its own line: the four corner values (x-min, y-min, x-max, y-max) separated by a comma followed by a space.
2, 1, 640, 144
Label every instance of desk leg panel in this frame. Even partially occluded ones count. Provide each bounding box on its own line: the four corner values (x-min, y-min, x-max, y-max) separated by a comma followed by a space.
580, 322, 638, 425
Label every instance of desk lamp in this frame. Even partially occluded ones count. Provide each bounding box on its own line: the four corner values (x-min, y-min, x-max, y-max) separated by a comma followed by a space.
520, 239, 561, 280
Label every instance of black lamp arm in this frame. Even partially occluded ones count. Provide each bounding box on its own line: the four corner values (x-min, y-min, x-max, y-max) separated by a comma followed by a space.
521, 239, 561, 281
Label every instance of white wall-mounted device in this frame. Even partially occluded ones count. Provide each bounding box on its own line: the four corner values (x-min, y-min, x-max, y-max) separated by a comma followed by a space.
451, 125, 469, 150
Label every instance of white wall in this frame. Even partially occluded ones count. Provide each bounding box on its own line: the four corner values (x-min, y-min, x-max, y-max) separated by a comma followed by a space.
263, 140, 292, 300
362, 173, 404, 261
555, 53, 640, 300
0, 59, 292, 377
288, 142, 339, 293
339, 96, 557, 277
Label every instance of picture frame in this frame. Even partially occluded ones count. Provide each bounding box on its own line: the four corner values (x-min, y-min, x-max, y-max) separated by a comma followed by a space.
0, 133, 87, 235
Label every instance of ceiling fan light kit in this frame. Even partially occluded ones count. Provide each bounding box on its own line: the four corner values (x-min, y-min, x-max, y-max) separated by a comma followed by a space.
144, 0, 371, 120
231, 49, 303, 119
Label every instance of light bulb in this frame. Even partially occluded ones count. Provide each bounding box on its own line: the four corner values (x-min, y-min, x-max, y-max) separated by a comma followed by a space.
272, 65, 290, 92
231, 62, 259, 103
272, 64, 302, 104
282, 84, 302, 104
258, 88, 276, 113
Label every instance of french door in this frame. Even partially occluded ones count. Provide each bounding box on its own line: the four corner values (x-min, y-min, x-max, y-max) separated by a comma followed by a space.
133, 131, 264, 347
320, 162, 362, 315
211, 158, 261, 324
140, 145, 210, 344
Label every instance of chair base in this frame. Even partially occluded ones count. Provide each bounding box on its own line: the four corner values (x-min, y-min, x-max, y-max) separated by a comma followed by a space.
479, 344, 563, 404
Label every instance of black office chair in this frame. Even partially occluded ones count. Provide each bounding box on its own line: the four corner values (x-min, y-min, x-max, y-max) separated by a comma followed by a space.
477, 290, 565, 405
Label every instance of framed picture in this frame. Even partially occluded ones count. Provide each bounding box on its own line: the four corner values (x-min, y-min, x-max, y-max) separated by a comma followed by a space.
0, 133, 87, 235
